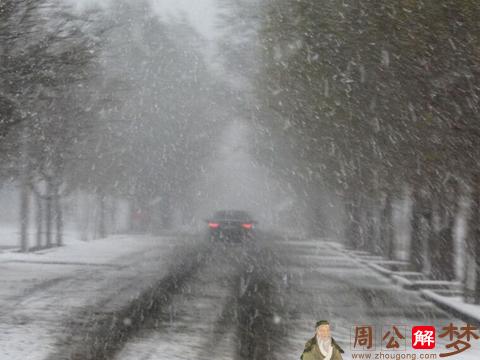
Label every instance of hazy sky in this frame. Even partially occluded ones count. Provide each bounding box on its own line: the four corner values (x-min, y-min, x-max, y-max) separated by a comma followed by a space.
149, 0, 220, 41
65, 0, 227, 77
66, 0, 221, 41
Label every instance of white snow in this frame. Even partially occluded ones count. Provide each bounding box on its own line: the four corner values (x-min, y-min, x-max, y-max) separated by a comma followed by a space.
0, 224, 22, 249
421, 289, 480, 322
0, 234, 178, 360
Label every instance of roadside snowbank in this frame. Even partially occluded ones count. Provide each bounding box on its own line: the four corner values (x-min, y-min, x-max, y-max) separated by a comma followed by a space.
0, 234, 179, 360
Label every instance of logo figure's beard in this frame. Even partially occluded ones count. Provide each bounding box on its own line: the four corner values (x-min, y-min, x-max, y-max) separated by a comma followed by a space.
317, 336, 332, 354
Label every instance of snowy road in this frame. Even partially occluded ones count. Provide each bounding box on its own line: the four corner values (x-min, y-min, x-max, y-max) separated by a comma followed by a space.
3, 231, 479, 360
94, 234, 479, 360
0, 234, 187, 359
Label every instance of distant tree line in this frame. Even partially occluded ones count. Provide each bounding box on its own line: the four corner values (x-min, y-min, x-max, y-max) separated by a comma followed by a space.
256, 0, 480, 303
0, 0, 220, 250
0, 0, 106, 250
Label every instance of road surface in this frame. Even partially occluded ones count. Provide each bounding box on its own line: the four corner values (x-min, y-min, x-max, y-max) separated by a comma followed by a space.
48, 232, 479, 359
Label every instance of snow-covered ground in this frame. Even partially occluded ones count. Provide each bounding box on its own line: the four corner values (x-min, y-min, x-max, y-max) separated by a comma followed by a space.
0, 234, 180, 360
108, 237, 480, 360
0, 224, 23, 249
421, 289, 480, 324
282, 239, 480, 360
0, 224, 82, 251
346, 239, 480, 334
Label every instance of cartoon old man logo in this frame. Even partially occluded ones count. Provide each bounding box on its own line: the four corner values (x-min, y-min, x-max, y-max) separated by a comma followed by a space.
300, 320, 344, 360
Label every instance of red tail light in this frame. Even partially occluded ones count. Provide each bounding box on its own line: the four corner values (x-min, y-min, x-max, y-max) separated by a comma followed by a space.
242, 223, 253, 229
208, 222, 220, 229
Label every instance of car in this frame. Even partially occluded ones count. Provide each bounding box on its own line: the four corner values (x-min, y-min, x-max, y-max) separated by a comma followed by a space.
206, 210, 257, 242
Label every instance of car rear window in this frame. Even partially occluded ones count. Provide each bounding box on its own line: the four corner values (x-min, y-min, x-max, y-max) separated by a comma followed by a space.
213, 210, 252, 221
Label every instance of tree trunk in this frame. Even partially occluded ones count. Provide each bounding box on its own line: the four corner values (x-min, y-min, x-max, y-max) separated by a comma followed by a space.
35, 193, 43, 249
19, 126, 30, 252
431, 181, 458, 281
52, 163, 64, 246
161, 192, 172, 230
19, 179, 30, 252
380, 192, 394, 259
435, 218, 456, 281
54, 193, 63, 246
464, 176, 480, 304
345, 192, 362, 249
363, 206, 375, 253
426, 196, 441, 278
97, 191, 107, 239
410, 188, 425, 272
109, 197, 117, 234
474, 205, 480, 304
352, 198, 363, 249
422, 209, 434, 275
80, 192, 91, 241
344, 201, 354, 249
369, 194, 382, 255
45, 181, 53, 247
128, 198, 136, 232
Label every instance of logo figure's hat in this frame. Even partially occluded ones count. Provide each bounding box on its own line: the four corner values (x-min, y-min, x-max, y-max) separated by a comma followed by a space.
315, 320, 330, 328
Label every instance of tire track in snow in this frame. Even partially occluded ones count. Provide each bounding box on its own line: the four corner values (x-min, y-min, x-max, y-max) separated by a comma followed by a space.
114, 234, 294, 360
47, 239, 212, 360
